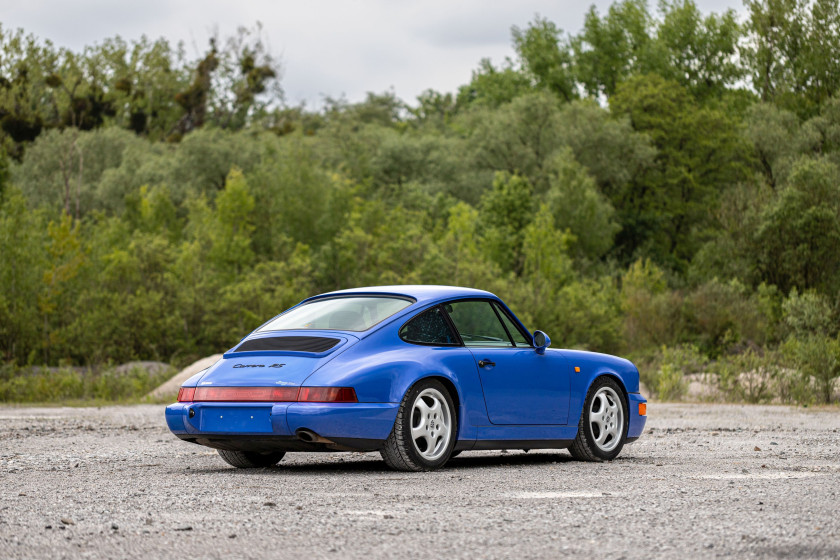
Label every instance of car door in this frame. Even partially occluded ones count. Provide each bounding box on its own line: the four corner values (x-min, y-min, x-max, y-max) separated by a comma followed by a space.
444, 299, 570, 425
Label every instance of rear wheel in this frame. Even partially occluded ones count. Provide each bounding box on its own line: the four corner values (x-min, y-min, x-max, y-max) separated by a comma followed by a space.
217, 449, 285, 468
569, 377, 627, 462
381, 379, 457, 471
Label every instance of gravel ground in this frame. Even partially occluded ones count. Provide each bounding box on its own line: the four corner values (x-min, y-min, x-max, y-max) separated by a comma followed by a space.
1, 403, 839, 559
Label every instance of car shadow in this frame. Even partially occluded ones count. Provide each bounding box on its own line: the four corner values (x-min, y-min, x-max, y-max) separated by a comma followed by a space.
187, 450, 577, 475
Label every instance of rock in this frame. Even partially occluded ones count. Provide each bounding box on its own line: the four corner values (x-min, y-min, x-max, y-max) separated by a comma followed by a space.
146, 355, 223, 399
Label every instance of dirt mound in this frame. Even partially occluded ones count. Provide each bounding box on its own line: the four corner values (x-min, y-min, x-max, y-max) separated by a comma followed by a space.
146, 355, 222, 399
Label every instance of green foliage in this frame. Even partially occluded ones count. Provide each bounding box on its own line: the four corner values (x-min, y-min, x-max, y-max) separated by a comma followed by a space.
3, 3, 840, 407
468, 92, 563, 193
0, 188, 46, 363
512, 17, 577, 101
621, 259, 682, 350
610, 74, 751, 267
552, 278, 623, 354
654, 0, 744, 99
479, 172, 534, 275
647, 344, 707, 401
743, 0, 840, 117
714, 348, 781, 403
755, 156, 840, 294
545, 149, 619, 261
782, 289, 835, 337
456, 59, 532, 109
573, 0, 655, 98
0, 364, 175, 403
682, 278, 773, 355
782, 334, 840, 404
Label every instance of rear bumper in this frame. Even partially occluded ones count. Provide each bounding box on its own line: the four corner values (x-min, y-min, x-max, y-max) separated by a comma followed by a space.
165, 401, 399, 449
627, 392, 647, 440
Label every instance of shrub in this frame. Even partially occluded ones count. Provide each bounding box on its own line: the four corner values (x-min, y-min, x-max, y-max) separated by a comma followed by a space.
642, 345, 707, 401
0, 364, 174, 404
714, 348, 780, 404
781, 334, 840, 404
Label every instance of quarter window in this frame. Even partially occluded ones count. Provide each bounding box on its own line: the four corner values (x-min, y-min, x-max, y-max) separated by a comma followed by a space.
399, 307, 459, 346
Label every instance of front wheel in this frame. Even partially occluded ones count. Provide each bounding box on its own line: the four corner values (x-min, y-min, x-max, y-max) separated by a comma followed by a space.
569, 377, 628, 461
217, 449, 285, 468
381, 379, 457, 471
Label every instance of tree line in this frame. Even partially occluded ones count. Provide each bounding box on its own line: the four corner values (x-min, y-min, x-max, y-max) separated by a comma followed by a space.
1, 0, 839, 403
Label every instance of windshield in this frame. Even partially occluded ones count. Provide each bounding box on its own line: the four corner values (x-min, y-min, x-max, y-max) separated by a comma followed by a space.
259, 296, 413, 332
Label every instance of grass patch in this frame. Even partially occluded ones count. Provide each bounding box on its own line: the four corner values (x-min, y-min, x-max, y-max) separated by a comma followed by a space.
0, 364, 175, 404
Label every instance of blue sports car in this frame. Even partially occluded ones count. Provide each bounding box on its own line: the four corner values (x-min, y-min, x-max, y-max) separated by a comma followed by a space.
166, 285, 647, 471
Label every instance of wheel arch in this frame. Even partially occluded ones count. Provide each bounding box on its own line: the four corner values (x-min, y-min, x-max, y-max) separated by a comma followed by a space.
409, 374, 462, 426
586, 371, 630, 410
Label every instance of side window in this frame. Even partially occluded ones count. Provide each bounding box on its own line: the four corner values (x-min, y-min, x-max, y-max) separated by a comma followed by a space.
494, 303, 531, 346
399, 307, 459, 346
446, 301, 514, 347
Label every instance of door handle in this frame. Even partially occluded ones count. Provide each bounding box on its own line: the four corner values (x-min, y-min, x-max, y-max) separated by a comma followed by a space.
478, 360, 496, 368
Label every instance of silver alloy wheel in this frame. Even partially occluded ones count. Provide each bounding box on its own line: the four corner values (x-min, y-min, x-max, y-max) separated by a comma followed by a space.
589, 386, 624, 452
410, 388, 452, 461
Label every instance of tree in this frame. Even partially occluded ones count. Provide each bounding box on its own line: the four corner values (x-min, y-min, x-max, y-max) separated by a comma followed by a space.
654, 0, 743, 100
456, 58, 532, 109
754, 156, 840, 293
0, 26, 59, 158
545, 148, 620, 261
207, 167, 256, 279
743, 0, 840, 116
512, 17, 577, 101
610, 74, 751, 268
468, 92, 563, 193
479, 172, 534, 275
0, 188, 45, 363
572, 0, 656, 98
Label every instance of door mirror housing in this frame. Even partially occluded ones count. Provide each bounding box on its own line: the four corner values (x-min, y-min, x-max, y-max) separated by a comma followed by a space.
533, 330, 551, 355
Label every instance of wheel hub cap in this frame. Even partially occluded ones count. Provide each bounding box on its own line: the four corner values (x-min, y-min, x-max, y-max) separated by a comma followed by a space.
589, 386, 623, 453
410, 388, 451, 461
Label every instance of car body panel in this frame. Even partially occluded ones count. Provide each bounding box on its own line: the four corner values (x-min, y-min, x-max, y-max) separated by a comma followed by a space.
469, 347, 571, 425
166, 285, 648, 456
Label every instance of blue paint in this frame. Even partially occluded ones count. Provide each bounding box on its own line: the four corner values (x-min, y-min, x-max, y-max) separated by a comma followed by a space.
167, 285, 647, 460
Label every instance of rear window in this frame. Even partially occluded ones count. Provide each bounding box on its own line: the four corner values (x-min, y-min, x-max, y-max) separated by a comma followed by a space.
259, 296, 413, 332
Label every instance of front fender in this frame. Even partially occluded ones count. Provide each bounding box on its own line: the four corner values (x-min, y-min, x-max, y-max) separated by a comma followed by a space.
560, 349, 643, 431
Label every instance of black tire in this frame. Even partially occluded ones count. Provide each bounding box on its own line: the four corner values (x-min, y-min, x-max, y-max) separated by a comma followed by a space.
381, 379, 458, 472
569, 376, 628, 462
217, 449, 285, 468
448, 450, 462, 459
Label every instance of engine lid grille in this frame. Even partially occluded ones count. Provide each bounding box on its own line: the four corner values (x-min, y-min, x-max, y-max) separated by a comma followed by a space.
234, 336, 340, 354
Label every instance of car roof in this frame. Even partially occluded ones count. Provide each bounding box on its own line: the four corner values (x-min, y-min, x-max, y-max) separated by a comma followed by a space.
308, 285, 497, 305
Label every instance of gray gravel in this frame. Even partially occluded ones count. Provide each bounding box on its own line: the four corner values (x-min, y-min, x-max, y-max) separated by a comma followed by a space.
1, 403, 838, 559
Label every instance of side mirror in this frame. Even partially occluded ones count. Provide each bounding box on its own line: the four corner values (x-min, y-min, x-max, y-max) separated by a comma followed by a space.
533, 330, 551, 355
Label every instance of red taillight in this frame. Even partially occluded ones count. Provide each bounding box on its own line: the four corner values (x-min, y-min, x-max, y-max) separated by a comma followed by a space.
178, 386, 358, 403
193, 386, 300, 402
298, 387, 358, 403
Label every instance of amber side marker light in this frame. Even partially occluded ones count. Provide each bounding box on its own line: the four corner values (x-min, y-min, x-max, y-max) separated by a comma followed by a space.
639, 403, 647, 416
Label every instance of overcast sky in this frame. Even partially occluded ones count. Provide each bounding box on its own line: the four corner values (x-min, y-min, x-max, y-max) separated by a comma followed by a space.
2, 0, 744, 109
